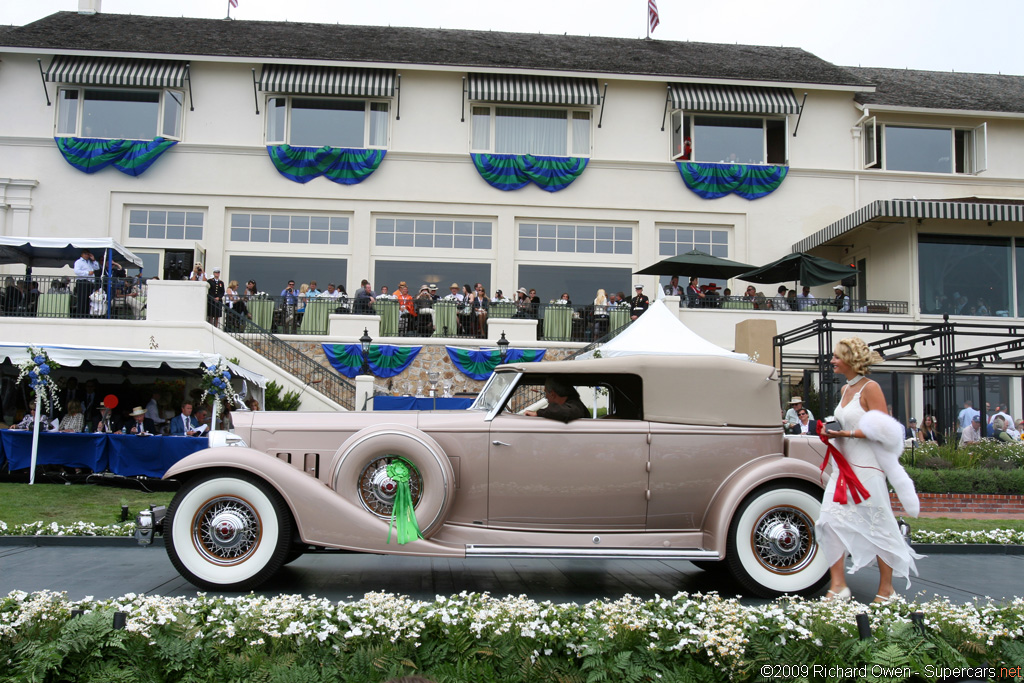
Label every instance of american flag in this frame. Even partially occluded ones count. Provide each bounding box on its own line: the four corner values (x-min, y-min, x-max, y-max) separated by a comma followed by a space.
229, 0, 238, 7
648, 0, 660, 34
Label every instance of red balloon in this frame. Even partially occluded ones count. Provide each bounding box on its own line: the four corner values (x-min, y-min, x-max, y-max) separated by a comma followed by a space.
103, 394, 119, 409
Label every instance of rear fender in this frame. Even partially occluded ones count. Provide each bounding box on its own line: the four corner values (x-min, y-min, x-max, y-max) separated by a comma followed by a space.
163, 448, 463, 556
702, 456, 824, 557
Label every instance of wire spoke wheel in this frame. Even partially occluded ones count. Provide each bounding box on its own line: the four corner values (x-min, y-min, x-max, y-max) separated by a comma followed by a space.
193, 495, 262, 565
357, 456, 422, 519
750, 505, 815, 574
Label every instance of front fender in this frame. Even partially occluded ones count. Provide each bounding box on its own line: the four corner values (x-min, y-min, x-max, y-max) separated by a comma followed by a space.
702, 455, 824, 558
163, 448, 463, 557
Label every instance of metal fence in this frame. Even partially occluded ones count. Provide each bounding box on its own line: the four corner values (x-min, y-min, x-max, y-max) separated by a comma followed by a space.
683, 295, 909, 315
223, 305, 355, 411
0, 275, 147, 320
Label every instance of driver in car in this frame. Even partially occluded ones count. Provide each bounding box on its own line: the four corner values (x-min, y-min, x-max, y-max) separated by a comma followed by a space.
524, 378, 589, 423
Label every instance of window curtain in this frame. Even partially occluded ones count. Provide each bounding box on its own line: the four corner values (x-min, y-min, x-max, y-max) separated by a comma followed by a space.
267, 145, 386, 184
54, 137, 177, 176
471, 154, 588, 192
676, 162, 788, 200
321, 343, 421, 378
495, 108, 568, 156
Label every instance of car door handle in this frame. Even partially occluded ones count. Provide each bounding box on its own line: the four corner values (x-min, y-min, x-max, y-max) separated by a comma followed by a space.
491, 440, 511, 446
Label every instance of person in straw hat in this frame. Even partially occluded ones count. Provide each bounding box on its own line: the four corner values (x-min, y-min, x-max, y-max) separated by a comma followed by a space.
126, 406, 156, 435
784, 395, 814, 428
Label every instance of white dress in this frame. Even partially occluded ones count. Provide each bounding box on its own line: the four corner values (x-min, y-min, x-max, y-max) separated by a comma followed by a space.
815, 384, 923, 586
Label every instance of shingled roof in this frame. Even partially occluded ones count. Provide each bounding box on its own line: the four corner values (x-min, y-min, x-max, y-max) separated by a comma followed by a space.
850, 66, 1024, 114
1, 11, 868, 87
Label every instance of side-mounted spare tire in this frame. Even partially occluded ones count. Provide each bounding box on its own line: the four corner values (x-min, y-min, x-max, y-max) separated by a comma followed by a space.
331, 424, 455, 538
725, 482, 829, 598
165, 471, 294, 591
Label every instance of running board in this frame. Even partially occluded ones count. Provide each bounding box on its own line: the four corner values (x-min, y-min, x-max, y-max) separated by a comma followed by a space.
465, 546, 719, 560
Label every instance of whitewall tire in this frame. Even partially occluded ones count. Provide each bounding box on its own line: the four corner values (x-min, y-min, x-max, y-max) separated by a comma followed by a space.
165, 472, 294, 591
726, 483, 829, 598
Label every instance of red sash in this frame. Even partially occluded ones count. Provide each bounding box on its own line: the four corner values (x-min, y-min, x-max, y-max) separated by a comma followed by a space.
817, 421, 871, 505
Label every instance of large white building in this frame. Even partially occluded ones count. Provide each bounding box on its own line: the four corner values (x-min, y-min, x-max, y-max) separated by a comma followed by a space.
2, 2, 1023, 422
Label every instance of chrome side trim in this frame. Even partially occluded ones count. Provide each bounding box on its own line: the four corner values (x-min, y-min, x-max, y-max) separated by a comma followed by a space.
465, 546, 719, 560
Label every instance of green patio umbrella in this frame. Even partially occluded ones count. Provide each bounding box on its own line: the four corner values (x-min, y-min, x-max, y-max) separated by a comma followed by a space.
635, 250, 756, 279
737, 252, 857, 287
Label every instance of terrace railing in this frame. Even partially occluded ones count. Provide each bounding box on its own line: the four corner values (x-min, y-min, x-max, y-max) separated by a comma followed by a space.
0, 275, 146, 320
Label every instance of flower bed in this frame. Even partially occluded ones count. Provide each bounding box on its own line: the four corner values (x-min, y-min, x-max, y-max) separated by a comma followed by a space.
1, 590, 1021, 681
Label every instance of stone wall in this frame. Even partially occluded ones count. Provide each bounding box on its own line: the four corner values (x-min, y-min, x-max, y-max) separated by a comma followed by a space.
289, 340, 579, 398
890, 492, 1024, 518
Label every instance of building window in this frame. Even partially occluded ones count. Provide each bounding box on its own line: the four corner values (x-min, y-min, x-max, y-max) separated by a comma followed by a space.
918, 234, 1011, 316
519, 223, 632, 254
230, 213, 349, 245
374, 260, 492, 294
471, 106, 591, 157
128, 209, 203, 241
659, 227, 729, 257
671, 112, 787, 164
863, 119, 987, 174
266, 97, 388, 148
228, 255, 348, 294
517, 264, 632, 302
375, 218, 492, 250
56, 88, 184, 140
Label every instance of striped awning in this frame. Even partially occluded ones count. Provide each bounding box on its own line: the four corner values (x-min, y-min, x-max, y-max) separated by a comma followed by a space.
669, 83, 799, 115
258, 64, 395, 97
795, 199, 1024, 253
468, 74, 601, 106
45, 56, 188, 88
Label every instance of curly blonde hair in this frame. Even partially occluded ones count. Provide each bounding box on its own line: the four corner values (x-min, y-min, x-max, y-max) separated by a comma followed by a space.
834, 336, 882, 375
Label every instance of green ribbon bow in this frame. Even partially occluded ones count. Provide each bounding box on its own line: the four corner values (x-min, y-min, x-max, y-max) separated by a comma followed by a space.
385, 460, 424, 545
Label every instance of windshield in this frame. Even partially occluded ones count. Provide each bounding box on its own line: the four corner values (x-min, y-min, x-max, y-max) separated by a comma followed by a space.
471, 370, 518, 413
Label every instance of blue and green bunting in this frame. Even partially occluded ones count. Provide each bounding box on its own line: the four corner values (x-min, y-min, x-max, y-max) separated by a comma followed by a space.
268, 145, 386, 185
676, 162, 788, 200
471, 154, 588, 192
55, 137, 177, 176
445, 346, 546, 381
322, 344, 421, 378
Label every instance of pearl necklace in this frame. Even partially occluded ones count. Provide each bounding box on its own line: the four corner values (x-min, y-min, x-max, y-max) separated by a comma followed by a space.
846, 374, 866, 387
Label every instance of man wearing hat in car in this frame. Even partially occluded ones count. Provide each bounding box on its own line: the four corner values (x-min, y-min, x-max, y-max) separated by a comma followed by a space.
784, 396, 814, 428
630, 283, 649, 320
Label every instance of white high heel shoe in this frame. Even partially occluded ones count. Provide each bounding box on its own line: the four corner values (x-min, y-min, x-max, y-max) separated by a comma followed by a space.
825, 586, 852, 601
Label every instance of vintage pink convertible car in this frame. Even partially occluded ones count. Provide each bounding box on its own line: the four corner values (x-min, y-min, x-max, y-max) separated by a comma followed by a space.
148, 355, 831, 597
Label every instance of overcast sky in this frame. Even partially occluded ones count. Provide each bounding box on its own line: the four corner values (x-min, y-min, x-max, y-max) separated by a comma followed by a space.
3, 0, 1022, 76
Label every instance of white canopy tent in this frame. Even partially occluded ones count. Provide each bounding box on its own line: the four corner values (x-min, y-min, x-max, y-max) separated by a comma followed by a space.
0, 237, 143, 270
576, 300, 749, 361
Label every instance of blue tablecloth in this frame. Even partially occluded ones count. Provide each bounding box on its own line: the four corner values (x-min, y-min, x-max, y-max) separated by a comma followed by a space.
106, 433, 210, 477
1, 431, 107, 472
0, 430, 209, 478
374, 397, 474, 411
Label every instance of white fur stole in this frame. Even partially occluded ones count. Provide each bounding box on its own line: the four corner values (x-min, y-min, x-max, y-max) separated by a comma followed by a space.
859, 410, 920, 517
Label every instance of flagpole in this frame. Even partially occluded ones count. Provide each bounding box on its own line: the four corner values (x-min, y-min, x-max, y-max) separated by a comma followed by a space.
226, 0, 231, 20
646, 2, 650, 39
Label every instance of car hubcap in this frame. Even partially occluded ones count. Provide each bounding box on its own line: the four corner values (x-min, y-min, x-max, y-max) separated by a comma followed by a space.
193, 496, 261, 565
358, 457, 422, 519
751, 505, 816, 574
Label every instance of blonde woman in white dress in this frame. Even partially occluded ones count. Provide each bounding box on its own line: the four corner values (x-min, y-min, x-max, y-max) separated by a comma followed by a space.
818, 337, 923, 602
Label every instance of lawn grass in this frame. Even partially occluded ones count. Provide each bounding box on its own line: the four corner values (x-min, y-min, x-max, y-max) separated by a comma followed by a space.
0, 482, 175, 526
910, 516, 1024, 534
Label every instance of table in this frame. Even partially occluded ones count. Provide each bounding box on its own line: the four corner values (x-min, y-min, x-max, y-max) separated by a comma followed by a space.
373, 397, 474, 411
489, 302, 516, 319
0, 430, 209, 478
37, 293, 72, 318
298, 297, 332, 334
106, 433, 210, 477
248, 299, 274, 330
433, 301, 458, 337
609, 307, 630, 332
542, 305, 573, 340
376, 300, 399, 336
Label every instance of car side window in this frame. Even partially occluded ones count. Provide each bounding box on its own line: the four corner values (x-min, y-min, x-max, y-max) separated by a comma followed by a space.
501, 376, 643, 420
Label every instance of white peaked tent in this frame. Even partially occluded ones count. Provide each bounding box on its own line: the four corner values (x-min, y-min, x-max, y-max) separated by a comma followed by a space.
576, 300, 748, 360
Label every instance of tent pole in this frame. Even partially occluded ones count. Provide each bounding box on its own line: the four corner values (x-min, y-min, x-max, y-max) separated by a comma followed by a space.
29, 393, 42, 485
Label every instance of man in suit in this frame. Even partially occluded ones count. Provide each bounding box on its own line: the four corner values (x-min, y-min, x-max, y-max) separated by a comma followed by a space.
207, 267, 226, 327
785, 408, 818, 436
126, 406, 156, 435
170, 401, 200, 436
629, 284, 650, 320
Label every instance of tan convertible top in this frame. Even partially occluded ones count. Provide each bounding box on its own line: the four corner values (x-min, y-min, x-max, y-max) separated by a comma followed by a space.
500, 355, 781, 427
